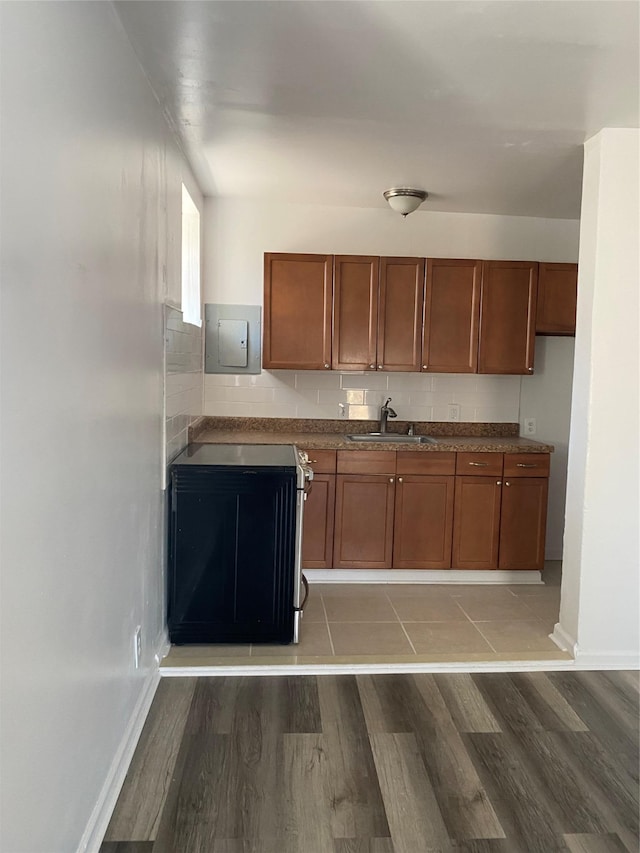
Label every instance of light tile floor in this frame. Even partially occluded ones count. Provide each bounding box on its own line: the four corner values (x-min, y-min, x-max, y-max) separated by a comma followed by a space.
162, 562, 571, 668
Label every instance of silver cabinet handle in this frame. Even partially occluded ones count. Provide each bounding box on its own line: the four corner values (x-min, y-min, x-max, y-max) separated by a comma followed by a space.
505, 481, 511, 486
369, 364, 375, 369
378, 364, 383, 369
422, 364, 428, 369
497, 481, 502, 485
516, 463, 538, 468
469, 462, 489, 467
389, 477, 395, 483
324, 363, 330, 369
528, 367, 534, 372
398, 477, 403, 483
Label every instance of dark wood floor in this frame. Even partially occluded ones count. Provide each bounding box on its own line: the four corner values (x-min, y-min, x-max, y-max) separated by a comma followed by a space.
102, 671, 639, 853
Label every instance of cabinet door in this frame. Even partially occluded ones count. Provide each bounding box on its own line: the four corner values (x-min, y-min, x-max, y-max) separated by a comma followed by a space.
423, 258, 481, 373
263, 253, 332, 369
536, 263, 578, 336
393, 475, 454, 569
498, 477, 548, 570
452, 476, 502, 569
478, 261, 538, 374
333, 474, 395, 568
378, 257, 424, 371
333, 256, 379, 370
302, 473, 336, 569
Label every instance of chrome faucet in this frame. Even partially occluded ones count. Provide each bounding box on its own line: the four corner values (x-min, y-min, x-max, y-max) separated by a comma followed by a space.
379, 397, 397, 433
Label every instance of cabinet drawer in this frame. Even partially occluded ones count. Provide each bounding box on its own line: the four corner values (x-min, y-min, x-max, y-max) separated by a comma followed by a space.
337, 450, 396, 475
456, 452, 503, 477
300, 448, 336, 474
504, 453, 550, 478
396, 451, 455, 476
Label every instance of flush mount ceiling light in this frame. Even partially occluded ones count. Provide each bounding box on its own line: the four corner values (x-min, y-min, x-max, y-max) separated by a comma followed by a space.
383, 187, 428, 217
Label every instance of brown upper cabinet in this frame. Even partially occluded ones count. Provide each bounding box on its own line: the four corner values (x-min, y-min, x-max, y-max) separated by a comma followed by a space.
536, 262, 578, 336
263, 253, 546, 375
422, 258, 482, 373
333, 255, 424, 371
263, 253, 332, 369
478, 260, 538, 374
332, 256, 379, 370
378, 257, 425, 372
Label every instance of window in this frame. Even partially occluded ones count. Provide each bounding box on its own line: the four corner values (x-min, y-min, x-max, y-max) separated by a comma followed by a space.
181, 184, 201, 326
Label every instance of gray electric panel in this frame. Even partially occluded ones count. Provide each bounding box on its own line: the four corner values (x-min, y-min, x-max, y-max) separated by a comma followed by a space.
204, 304, 262, 374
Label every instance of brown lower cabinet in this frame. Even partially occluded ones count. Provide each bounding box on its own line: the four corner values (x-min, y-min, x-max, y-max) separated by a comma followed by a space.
301, 449, 336, 570
451, 477, 502, 570
333, 474, 395, 568
302, 449, 550, 572
301, 473, 336, 569
393, 475, 455, 569
452, 453, 550, 571
498, 477, 548, 570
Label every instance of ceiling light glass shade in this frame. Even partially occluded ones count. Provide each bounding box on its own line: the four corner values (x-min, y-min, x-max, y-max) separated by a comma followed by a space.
383, 187, 428, 217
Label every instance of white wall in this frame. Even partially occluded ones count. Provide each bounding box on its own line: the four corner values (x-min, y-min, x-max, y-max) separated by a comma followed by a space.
558, 128, 639, 665
204, 199, 580, 308
0, 4, 201, 851
519, 337, 575, 558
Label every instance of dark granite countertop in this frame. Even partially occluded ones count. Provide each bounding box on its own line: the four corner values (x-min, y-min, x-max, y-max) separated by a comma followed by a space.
190, 417, 553, 454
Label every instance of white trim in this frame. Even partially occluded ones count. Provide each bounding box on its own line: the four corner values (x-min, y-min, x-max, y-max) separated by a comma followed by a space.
304, 569, 543, 585
155, 632, 171, 666
550, 622, 577, 655
76, 669, 160, 853
574, 650, 640, 669
160, 658, 580, 677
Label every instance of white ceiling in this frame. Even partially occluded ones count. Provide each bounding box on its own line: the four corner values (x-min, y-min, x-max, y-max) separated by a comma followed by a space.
116, 1, 639, 219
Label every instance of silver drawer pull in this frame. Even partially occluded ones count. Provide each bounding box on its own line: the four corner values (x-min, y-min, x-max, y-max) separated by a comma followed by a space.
516, 463, 538, 468
469, 462, 489, 467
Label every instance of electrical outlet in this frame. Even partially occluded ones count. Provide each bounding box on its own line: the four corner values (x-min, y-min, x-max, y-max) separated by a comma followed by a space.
448, 403, 461, 422
524, 417, 537, 436
134, 626, 142, 669
338, 403, 347, 419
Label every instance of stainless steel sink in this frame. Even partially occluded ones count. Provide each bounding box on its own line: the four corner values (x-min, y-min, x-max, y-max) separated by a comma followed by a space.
346, 434, 438, 444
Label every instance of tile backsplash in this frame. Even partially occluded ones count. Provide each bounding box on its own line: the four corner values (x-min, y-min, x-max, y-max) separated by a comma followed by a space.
204, 370, 521, 423
164, 305, 203, 463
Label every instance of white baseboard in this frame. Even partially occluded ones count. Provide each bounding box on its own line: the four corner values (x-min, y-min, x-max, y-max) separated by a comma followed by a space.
550, 623, 639, 669
573, 649, 640, 669
77, 667, 160, 853
550, 622, 577, 655
305, 569, 542, 585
